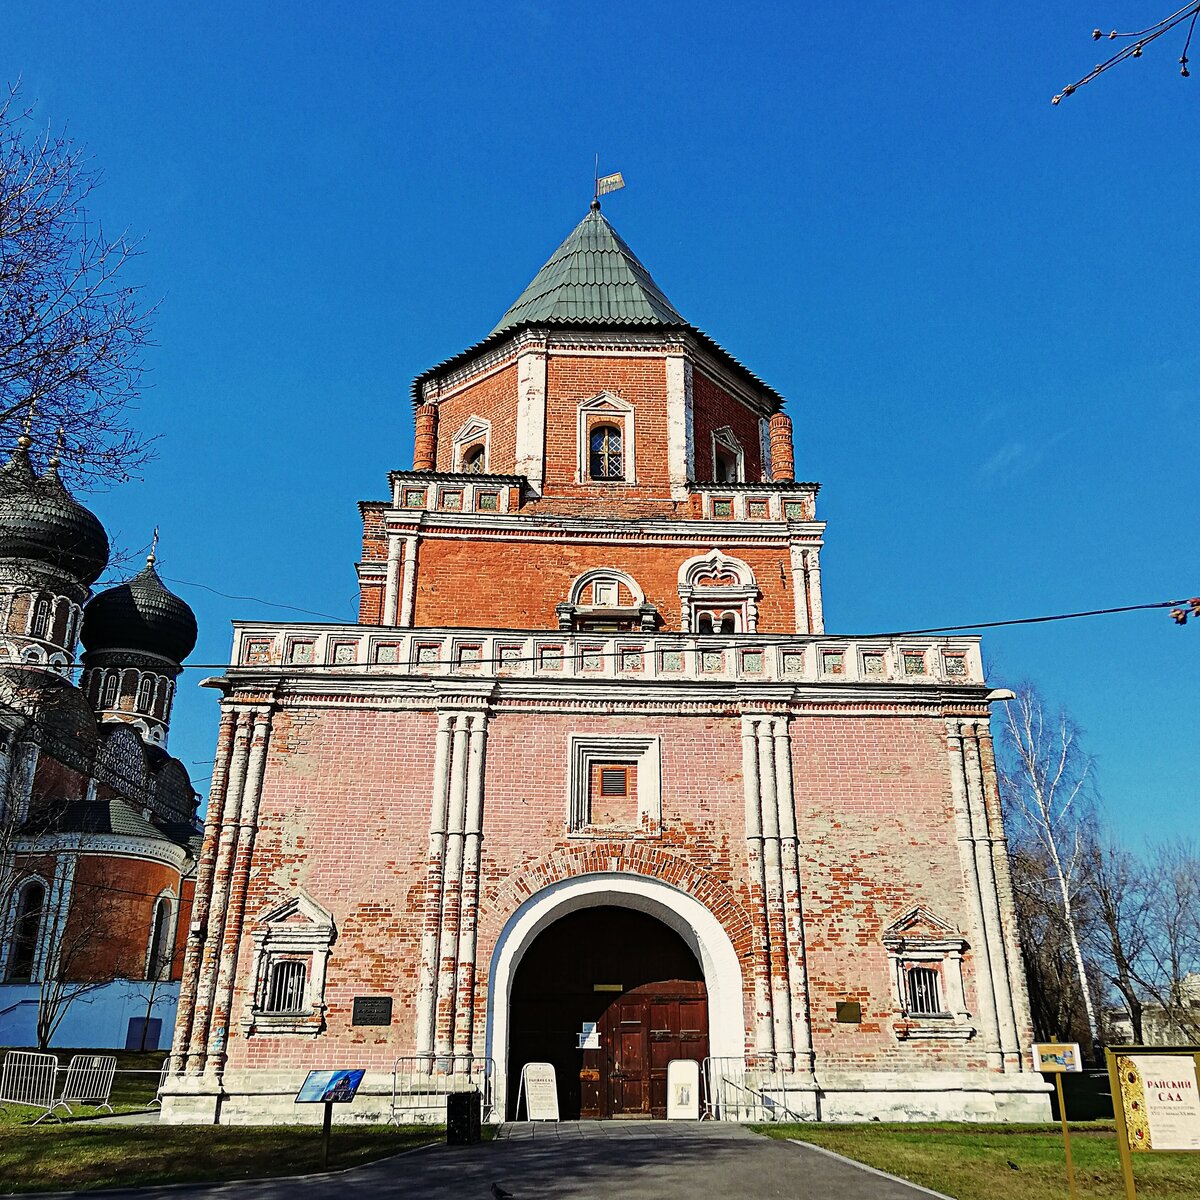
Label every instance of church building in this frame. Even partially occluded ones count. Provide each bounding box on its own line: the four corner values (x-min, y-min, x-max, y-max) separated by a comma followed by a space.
163, 203, 1049, 1123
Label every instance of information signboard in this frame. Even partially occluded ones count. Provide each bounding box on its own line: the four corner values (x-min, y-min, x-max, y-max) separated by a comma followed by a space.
351, 997, 393, 1026
518, 1062, 559, 1121
666, 1059, 700, 1120
577, 1021, 600, 1050
295, 1069, 366, 1104
1115, 1054, 1200, 1152
1033, 1042, 1083, 1073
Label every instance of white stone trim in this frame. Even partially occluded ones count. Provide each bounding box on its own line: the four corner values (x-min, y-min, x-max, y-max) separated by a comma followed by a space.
145, 890, 177, 980
566, 568, 646, 610
576, 392, 636, 485
665, 354, 694, 499
711, 426, 746, 483
677, 549, 760, 634
567, 734, 661, 834
484, 871, 745, 1117
515, 341, 547, 493
451, 415, 492, 472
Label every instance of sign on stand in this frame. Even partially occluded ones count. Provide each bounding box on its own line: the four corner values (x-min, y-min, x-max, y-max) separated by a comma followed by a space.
295, 1069, 366, 1169
666, 1060, 700, 1120
1106, 1046, 1200, 1200
1032, 1043, 1083, 1200
516, 1062, 559, 1121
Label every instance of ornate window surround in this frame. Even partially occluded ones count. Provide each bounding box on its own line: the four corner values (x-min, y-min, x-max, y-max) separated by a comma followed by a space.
451, 415, 492, 473
711, 425, 745, 483
242, 893, 336, 1037
568, 734, 661, 836
576, 393, 636, 484
145, 891, 176, 981
882, 905, 975, 1041
677, 549, 759, 634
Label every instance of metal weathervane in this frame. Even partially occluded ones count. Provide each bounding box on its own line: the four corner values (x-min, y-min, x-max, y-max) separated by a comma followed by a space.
593, 155, 625, 202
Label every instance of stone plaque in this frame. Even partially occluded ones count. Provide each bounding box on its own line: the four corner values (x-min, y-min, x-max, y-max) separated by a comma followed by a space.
835, 1001, 862, 1024
351, 996, 393, 1027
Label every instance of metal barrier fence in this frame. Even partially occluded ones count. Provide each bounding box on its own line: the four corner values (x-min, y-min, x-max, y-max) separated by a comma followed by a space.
390, 1056, 496, 1124
57, 1054, 118, 1115
0, 1050, 60, 1124
702, 1055, 808, 1122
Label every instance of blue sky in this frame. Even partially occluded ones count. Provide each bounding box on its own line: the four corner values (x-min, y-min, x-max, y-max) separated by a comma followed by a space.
7, 3, 1197, 842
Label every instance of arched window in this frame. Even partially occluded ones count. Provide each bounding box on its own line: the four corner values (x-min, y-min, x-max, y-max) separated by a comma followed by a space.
462, 444, 486, 473
102, 674, 119, 709
906, 966, 943, 1016
31, 598, 51, 639
6, 881, 46, 982
136, 677, 154, 712
589, 424, 624, 481
696, 612, 714, 635
264, 960, 308, 1014
147, 897, 172, 980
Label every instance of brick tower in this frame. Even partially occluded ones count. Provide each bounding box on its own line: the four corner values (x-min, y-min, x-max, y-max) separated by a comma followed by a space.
164, 203, 1049, 1124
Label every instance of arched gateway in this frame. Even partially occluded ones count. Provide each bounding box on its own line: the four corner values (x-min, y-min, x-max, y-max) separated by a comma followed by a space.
487, 873, 745, 1119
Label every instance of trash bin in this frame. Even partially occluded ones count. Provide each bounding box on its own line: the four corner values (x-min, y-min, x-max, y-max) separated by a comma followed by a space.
447, 1089, 482, 1144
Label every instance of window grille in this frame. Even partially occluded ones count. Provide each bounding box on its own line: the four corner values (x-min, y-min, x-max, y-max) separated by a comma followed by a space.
599, 767, 628, 797
264, 960, 308, 1014
589, 425, 623, 480
136, 678, 154, 711
463, 445, 485, 473
147, 898, 171, 980
6, 881, 45, 982
32, 599, 50, 639
906, 966, 942, 1016
102, 675, 119, 708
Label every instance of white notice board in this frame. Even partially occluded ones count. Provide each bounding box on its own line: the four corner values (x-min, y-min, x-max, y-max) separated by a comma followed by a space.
667, 1059, 701, 1120
519, 1062, 559, 1121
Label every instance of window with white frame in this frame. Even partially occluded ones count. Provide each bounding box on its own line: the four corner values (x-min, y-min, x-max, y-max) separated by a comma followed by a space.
577, 393, 636, 484
31, 598, 51, 639
882, 906, 974, 1039
243, 893, 335, 1037
711, 426, 745, 483
568, 735, 661, 835
4, 879, 45, 982
101, 673, 119, 709
452, 416, 491, 474
136, 677, 154, 712
677, 550, 759, 634
146, 895, 174, 980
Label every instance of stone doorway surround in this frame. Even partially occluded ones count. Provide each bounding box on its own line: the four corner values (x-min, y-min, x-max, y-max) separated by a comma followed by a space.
485, 871, 745, 1119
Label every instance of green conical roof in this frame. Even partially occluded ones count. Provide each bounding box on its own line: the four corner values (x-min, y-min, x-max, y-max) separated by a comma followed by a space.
489, 201, 686, 335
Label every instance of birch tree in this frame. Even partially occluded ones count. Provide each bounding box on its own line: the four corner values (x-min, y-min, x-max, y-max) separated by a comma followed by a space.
996, 685, 1100, 1049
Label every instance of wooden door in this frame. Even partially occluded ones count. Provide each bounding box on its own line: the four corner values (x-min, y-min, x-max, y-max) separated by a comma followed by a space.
607, 997, 650, 1116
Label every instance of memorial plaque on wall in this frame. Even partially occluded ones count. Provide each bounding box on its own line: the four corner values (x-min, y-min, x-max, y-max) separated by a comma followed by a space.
351, 996, 393, 1026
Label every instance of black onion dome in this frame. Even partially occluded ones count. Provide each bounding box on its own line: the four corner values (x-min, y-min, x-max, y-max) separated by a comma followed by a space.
81, 558, 198, 663
0, 439, 110, 585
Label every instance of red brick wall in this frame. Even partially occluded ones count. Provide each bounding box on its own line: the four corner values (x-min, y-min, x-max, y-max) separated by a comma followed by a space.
691, 369, 765, 483
432, 363, 519, 474
219, 703, 983, 1078
410, 535, 798, 631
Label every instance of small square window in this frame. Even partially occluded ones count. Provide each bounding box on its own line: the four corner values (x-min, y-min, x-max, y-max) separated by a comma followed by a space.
905, 966, 945, 1016
747, 499, 768, 519
404, 488, 426, 509
712, 498, 733, 518
784, 500, 805, 520
943, 653, 967, 677
821, 649, 845, 675
288, 640, 314, 665
440, 490, 462, 511
903, 651, 927, 676
477, 490, 499, 511
331, 641, 357, 665
244, 638, 273, 665
376, 643, 402, 664
588, 761, 639, 827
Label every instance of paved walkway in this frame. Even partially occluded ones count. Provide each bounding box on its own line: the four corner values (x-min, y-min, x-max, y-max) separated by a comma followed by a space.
23, 1121, 947, 1200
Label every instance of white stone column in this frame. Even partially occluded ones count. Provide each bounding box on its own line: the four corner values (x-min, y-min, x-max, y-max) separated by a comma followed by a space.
963, 723, 1020, 1065
515, 339, 548, 493
804, 548, 824, 635
665, 354, 694, 499
435, 714, 471, 1058
772, 718, 814, 1074
740, 718, 775, 1055
416, 712, 454, 1064
946, 719, 1003, 1070
454, 712, 488, 1066
788, 543, 810, 634
399, 535, 419, 628
383, 534, 403, 625
756, 719, 794, 1068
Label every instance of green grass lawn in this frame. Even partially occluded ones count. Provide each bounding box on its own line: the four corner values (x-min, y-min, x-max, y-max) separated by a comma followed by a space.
0, 1123, 439, 1193
757, 1122, 1200, 1200
0, 1049, 166, 1126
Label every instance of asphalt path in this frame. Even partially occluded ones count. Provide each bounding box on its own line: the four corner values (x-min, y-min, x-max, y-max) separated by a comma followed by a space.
20, 1121, 950, 1200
